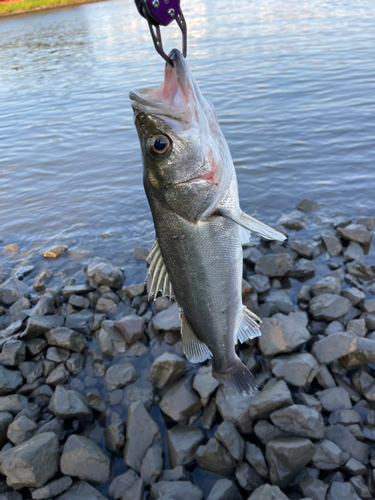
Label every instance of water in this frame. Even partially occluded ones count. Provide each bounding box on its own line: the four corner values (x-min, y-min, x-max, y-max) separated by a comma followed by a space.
1, 0, 375, 267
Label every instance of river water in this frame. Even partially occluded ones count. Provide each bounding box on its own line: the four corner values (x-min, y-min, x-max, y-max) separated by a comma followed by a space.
1, 0, 375, 269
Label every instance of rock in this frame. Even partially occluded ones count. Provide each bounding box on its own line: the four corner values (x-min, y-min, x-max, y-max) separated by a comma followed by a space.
265, 437, 315, 488
253, 420, 287, 445
327, 481, 361, 500
55, 480, 106, 500
0, 340, 26, 366
0, 493, 23, 500
309, 294, 351, 321
299, 476, 328, 500
343, 288, 366, 306
247, 484, 289, 500
122, 384, 153, 412
108, 470, 138, 500
278, 211, 307, 230
288, 258, 315, 278
150, 481, 203, 500
49, 385, 92, 420
65, 310, 93, 335
311, 333, 357, 364
321, 231, 343, 257
0, 276, 28, 305
248, 275, 271, 294
264, 290, 294, 314
259, 312, 310, 356
96, 296, 119, 314
270, 404, 325, 439
62, 284, 93, 301
68, 294, 90, 309
296, 199, 319, 213
346, 260, 374, 281
344, 457, 367, 476
114, 315, 144, 344
29, 293, 54, 317
46, 364, 70, 385
104, 362, 137, 392
43, 246, 67, 258
7, 415, 37, 445
325, 425, 368, 464
150, 352, 186, 389
249, 378, 293, 420
60, 434, 111, 485
328, 409, 361, 426
98, 320, 126, 359
46, 347, 70, 363
297, 285, 311, 303
235, 461, 264, 491
0, 365, 23, 395
215, 421, 245, 461
337, 224, 373, 244
0, 411, 13, 448
195, 437, 235, 476
122, 477, 144, 500
344, 242, 365, 262
166, 425, 206, 467
87, 257, 124, 288
312, 276, 342, 296
45, 327, 87, 353
66, 352, 82, 374
245, 442, 268, 479
36, 416, 65, 440
316, 387, 352, 411
159, 375, 201, 424
0, 432, 59, 488
215, 385, 253, 434
140, 444, 163, 485
152, 302, 181, 331
0, 394, 28, 415
270, 353, 318, 387
255, 254, 294, 277
124, 401, 161, 473
193, 365, 219, 405
311, 439, 349, 470
352, 369, 375, 401
349, 476, 372, 499
338, 337, 375, 367
31, 476, 73, 499
22, 316, 64, 341
133, 247, 149, 261
159, 465, 192, 482
290, 239, 315, 259
207, 478, 242, 500
104, 414, 125, 452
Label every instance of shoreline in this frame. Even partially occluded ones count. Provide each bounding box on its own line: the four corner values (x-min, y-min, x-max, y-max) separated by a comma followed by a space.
0, 0, 109, 19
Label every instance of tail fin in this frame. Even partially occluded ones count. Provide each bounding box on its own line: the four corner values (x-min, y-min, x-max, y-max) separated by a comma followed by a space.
212, 358, 258, 397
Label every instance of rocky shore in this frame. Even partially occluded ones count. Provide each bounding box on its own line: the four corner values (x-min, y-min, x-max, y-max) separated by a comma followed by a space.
0, 199, 375, 500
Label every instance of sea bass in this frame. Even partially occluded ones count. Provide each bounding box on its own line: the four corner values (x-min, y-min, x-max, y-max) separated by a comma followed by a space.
130, 49, 285, 396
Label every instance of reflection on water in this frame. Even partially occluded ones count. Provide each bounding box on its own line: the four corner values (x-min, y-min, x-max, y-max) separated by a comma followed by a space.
0, 0, 375, 265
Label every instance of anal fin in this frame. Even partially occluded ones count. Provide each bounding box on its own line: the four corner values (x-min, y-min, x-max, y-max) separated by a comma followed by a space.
236, 306, 262, 344
146, 239, 175, 301
181, 315, 212, 363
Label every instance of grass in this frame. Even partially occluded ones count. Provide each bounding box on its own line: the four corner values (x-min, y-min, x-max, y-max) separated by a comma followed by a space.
0, 0, 102, 16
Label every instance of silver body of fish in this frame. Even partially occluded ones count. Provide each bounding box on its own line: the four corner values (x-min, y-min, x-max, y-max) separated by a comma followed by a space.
130, 49, 285, 396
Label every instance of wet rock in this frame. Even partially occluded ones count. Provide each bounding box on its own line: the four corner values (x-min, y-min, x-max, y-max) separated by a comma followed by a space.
122, 384, 153, 412
311, 276, 342, 296
0, 394, 28, 415
316, 363, 336, 389
343, 287, 366, 306
193, 365, 219, 405
49, 385, 93, 420
278, 211, 307, 230
62, 284, 93, 301
255, 254, 294, 277
195, 437, 235, 476
114, 314, 144, 344
46, 347, 70, 363
98, 320, 126, 359
140, 444, 163, 485
36, 416, 65, 440
270, 352, 319, 386
248, 275, 271, 294
259, 312, 310, 356
31, 476, 73, 499
166, 425, 206, 467
349, 476, 372, 499
159, 375, 201, 424
297, 285, 311, 303
264, 290, 294, 314
215, 421, 245, 461
339, 337, 375, 368
55, 480, 107, 500
43, 246, 67, 258
206, 478, 242, 500
104, 362, 137, 392
96, 295, 119, 314
328, 409, 361, 426
235, 461, 264, 491
159, 465, 192, 482
322, 231, 343, 257
325, 424, 368, 464
265, 437, 315, 488
152, 302, 181, 331
270, 404, 325, 439
29, 293, 54, 318
65, 352, 82, 374
68, 294, 90, 309
87, 257, 124, 288
65, 310, 93, 335
299, 476, 328, 500
22, 316, 64, 341
343, 457, 367, 476
150, 481, 203, 500
0, 340, 25, 367
247, 484, 289, 500
337, 224, 373, 244
288, 258, 315, 278
0, 365, 23, 395
344, 241, 365, 262
0, 493, 23, 500
26, 338, 47, 356
108, 470, 138, 500
245, 442, 268, 479
296, 199, 319, 213
122, 477, 144, 500
215, 385, 253, 434
309, 293, 351, 321
104, 413, 125, 452
290, 239, 315, 259
327, 481, 362, 500
60, 434, 111, 485
311, 439, 349, 470
0, 276, 28, 305
45, 327, 87, 353
0, 432, 59, 488
249, 378, 293, 420
124, 401, 161, 473
202, 398, 217, 430
0, 411, 13, 448
311, 333, 357, 363
346, 260, 374, 281
316, 387, 352, 411
150, 352, 186, 389
7, 415, 37, 445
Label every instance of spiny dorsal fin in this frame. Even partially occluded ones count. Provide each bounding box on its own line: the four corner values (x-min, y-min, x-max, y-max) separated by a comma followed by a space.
146, 239, 175, 301
217, 207, 286, 242
236, 306, 262, 344
181, 315, 212, 363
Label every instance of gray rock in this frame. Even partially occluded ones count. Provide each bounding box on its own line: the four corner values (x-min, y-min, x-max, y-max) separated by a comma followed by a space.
253, 420, 287, 445
312, 276, 342, 296
66, 352, 82, 374
249, 378, 293, 420
0, 432, 59, 488
65, 310, 93, 335
45, 327, 87, 353
0, 276, 28, 305
215, 385, 253, 434
0, 365, 23, 395
247, 484, 289, 500
325, 320, 344, 335
265, 437, 315, 488
259, 312, 310, 356
322, 231, 343, 257
22, 316, 64, 340
7, 415, 37, 445
166, 425, 206, 467
55, 480, 106, 500
108, 470, 138, 500
337, 224, 373, 244
245, 442, 268, 479
31, 476, 73, 499
43, 245, 67, 258
104, 362, 137, 392
114, 314, 144, 344
270, 404, 325, 439
152, 302, 181, 331
325, 425, 368, 464
356, 216, 375, 230
122, 384, 153, 412
343, 288, 366, 306
343, 457, 367, 476
311, 333, 357, 363
215, 421, 245, 461
270, 353, 319, 387
207, 478, 242, 500
255, 254, 294, 277
68, 294, 90, 309
150, 352, 186, 389
62, 284, 94, 301
60, 434, 112, 485
344, 241, 364, 262
328, 409, 361, 426
264, 290, 294, 314
36, 417, 65, 440
0, 411, 13, 448
290, 239, 315, 259
159, 375, 201, 424
104, 414, 125, 452
296, 199, 319, 213
140, 444, 163, 485
311, 439, 349, 470
327, 481, 361, 500
346, 260, 374, 281
297, 285, 311, 303
310, 293, 351, 321
0, 493, 23, 500
46, 364, 70, 385
122, 477, 144, 500
159, 465, 192, 482
349, 476, 372, 499
150, 481, 203, 500
0, 340, 26, 366
235, 461, 264, 491
124, 401, 161, 473
249, 275, 271, 294
98, 320, 126, 359
193, 365, 219, 405
288, 258, 315, 278
195, 437, 235, 476
0, 394, 28, 415
316, 387, 352, 411
95, 296, 119, 314
86, 257, 124, 288
278, 211, 307, 230
49, 385, 93, 420
46, 346, 70, 363
29, 293, 54, 317
299, 476, 328, 500
202, 398, 217, 430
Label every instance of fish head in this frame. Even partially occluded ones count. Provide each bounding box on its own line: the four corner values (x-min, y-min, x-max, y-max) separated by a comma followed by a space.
130, 49, 234, 222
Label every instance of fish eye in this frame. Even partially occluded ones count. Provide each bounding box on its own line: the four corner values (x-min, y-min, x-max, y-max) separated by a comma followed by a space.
149, 135, 170, 156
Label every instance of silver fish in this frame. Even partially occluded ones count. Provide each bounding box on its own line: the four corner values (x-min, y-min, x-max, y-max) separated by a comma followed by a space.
130, 49, 285, 396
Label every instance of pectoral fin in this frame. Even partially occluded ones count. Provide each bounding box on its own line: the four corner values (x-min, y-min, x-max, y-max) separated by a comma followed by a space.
146, 240, 175, 300
217, 208, 286, 242
236, 306, 262, 344
181, 315, 212, 363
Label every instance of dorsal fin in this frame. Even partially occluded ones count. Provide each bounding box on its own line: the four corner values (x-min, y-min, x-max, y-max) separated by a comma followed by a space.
236, 306, 262, 344
181, 315, 212, 363
146, 240, 175, 300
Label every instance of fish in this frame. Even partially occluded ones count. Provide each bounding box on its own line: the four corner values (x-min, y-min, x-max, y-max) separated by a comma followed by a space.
129, 49, 286, 396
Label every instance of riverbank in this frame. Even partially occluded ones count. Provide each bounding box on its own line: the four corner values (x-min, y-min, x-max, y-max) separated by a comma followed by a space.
0, 0, 107, 18
0, 199, 375, 499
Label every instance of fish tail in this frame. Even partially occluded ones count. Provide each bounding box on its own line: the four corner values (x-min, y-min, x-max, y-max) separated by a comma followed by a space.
212, 358, 258, 397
